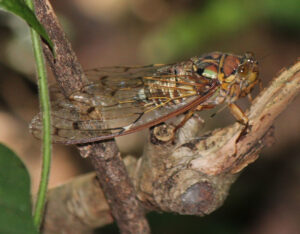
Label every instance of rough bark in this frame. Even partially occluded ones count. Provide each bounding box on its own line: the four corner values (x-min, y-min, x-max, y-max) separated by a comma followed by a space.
34, 0, 88, 96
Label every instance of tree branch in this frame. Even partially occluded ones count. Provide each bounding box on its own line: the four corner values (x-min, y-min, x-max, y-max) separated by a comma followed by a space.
42, 59, 300, 232
34, 0, 88, 96
33, 0, 150, 233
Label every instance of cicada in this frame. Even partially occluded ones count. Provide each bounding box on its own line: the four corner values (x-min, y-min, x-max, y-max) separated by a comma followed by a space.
30, 52, 259, 144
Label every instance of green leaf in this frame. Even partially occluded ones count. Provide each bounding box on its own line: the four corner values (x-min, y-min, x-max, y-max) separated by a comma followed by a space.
0, 143, 37, 234
0, 0, 54, 54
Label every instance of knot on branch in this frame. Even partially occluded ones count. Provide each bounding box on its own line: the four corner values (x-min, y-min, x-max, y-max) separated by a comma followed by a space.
151, 169, 236, 215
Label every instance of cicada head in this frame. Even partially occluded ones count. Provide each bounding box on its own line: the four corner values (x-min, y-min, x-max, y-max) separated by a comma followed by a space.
213, 52, 259, 101
191, 52, 259, 101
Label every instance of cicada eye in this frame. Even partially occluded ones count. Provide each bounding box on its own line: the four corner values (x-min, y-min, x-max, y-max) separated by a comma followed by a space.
194, 63, 217, 78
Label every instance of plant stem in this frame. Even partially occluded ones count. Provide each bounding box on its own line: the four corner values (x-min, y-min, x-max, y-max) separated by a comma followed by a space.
25, 0, 52, 229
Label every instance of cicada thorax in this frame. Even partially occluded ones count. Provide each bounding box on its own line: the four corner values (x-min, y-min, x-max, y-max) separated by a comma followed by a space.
142, 61, 201, 108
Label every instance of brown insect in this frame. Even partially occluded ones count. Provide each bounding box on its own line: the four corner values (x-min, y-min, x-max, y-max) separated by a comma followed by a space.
30, 52, 260, 144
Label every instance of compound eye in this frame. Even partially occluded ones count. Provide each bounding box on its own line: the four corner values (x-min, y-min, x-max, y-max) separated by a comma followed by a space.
197, 67, 217, 79
194, 63, 218, 79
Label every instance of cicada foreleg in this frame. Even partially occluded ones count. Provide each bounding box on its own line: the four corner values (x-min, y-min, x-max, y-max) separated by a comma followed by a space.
228, 103, 250, 155
228, 103, 248, 126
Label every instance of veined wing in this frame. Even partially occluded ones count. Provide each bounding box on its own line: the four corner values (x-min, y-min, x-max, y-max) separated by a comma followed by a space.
30, 65, 218, 144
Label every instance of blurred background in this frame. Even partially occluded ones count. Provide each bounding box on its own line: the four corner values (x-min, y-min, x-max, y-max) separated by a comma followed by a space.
0, 0, 299, 233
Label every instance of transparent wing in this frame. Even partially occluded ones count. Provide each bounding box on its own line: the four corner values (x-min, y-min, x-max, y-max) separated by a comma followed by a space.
30, 65, 217, 144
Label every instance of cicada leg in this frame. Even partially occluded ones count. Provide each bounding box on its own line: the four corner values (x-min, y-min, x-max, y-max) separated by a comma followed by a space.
247, 78, 262, 104
174, 109, 195, 132
228, 103, 248, 125
228, 103, 249, 155
247, 93, 253, 103
172, 104, 216, 139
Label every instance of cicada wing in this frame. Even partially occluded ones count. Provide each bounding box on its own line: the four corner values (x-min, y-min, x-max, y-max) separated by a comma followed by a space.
30, 100, 143, 144
29, 94, 201, 144
30, 65, 217, 144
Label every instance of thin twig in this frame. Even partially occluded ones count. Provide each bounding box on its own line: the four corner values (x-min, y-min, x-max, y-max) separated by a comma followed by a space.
42, 59, 300, 232
33, 0, 150, 233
